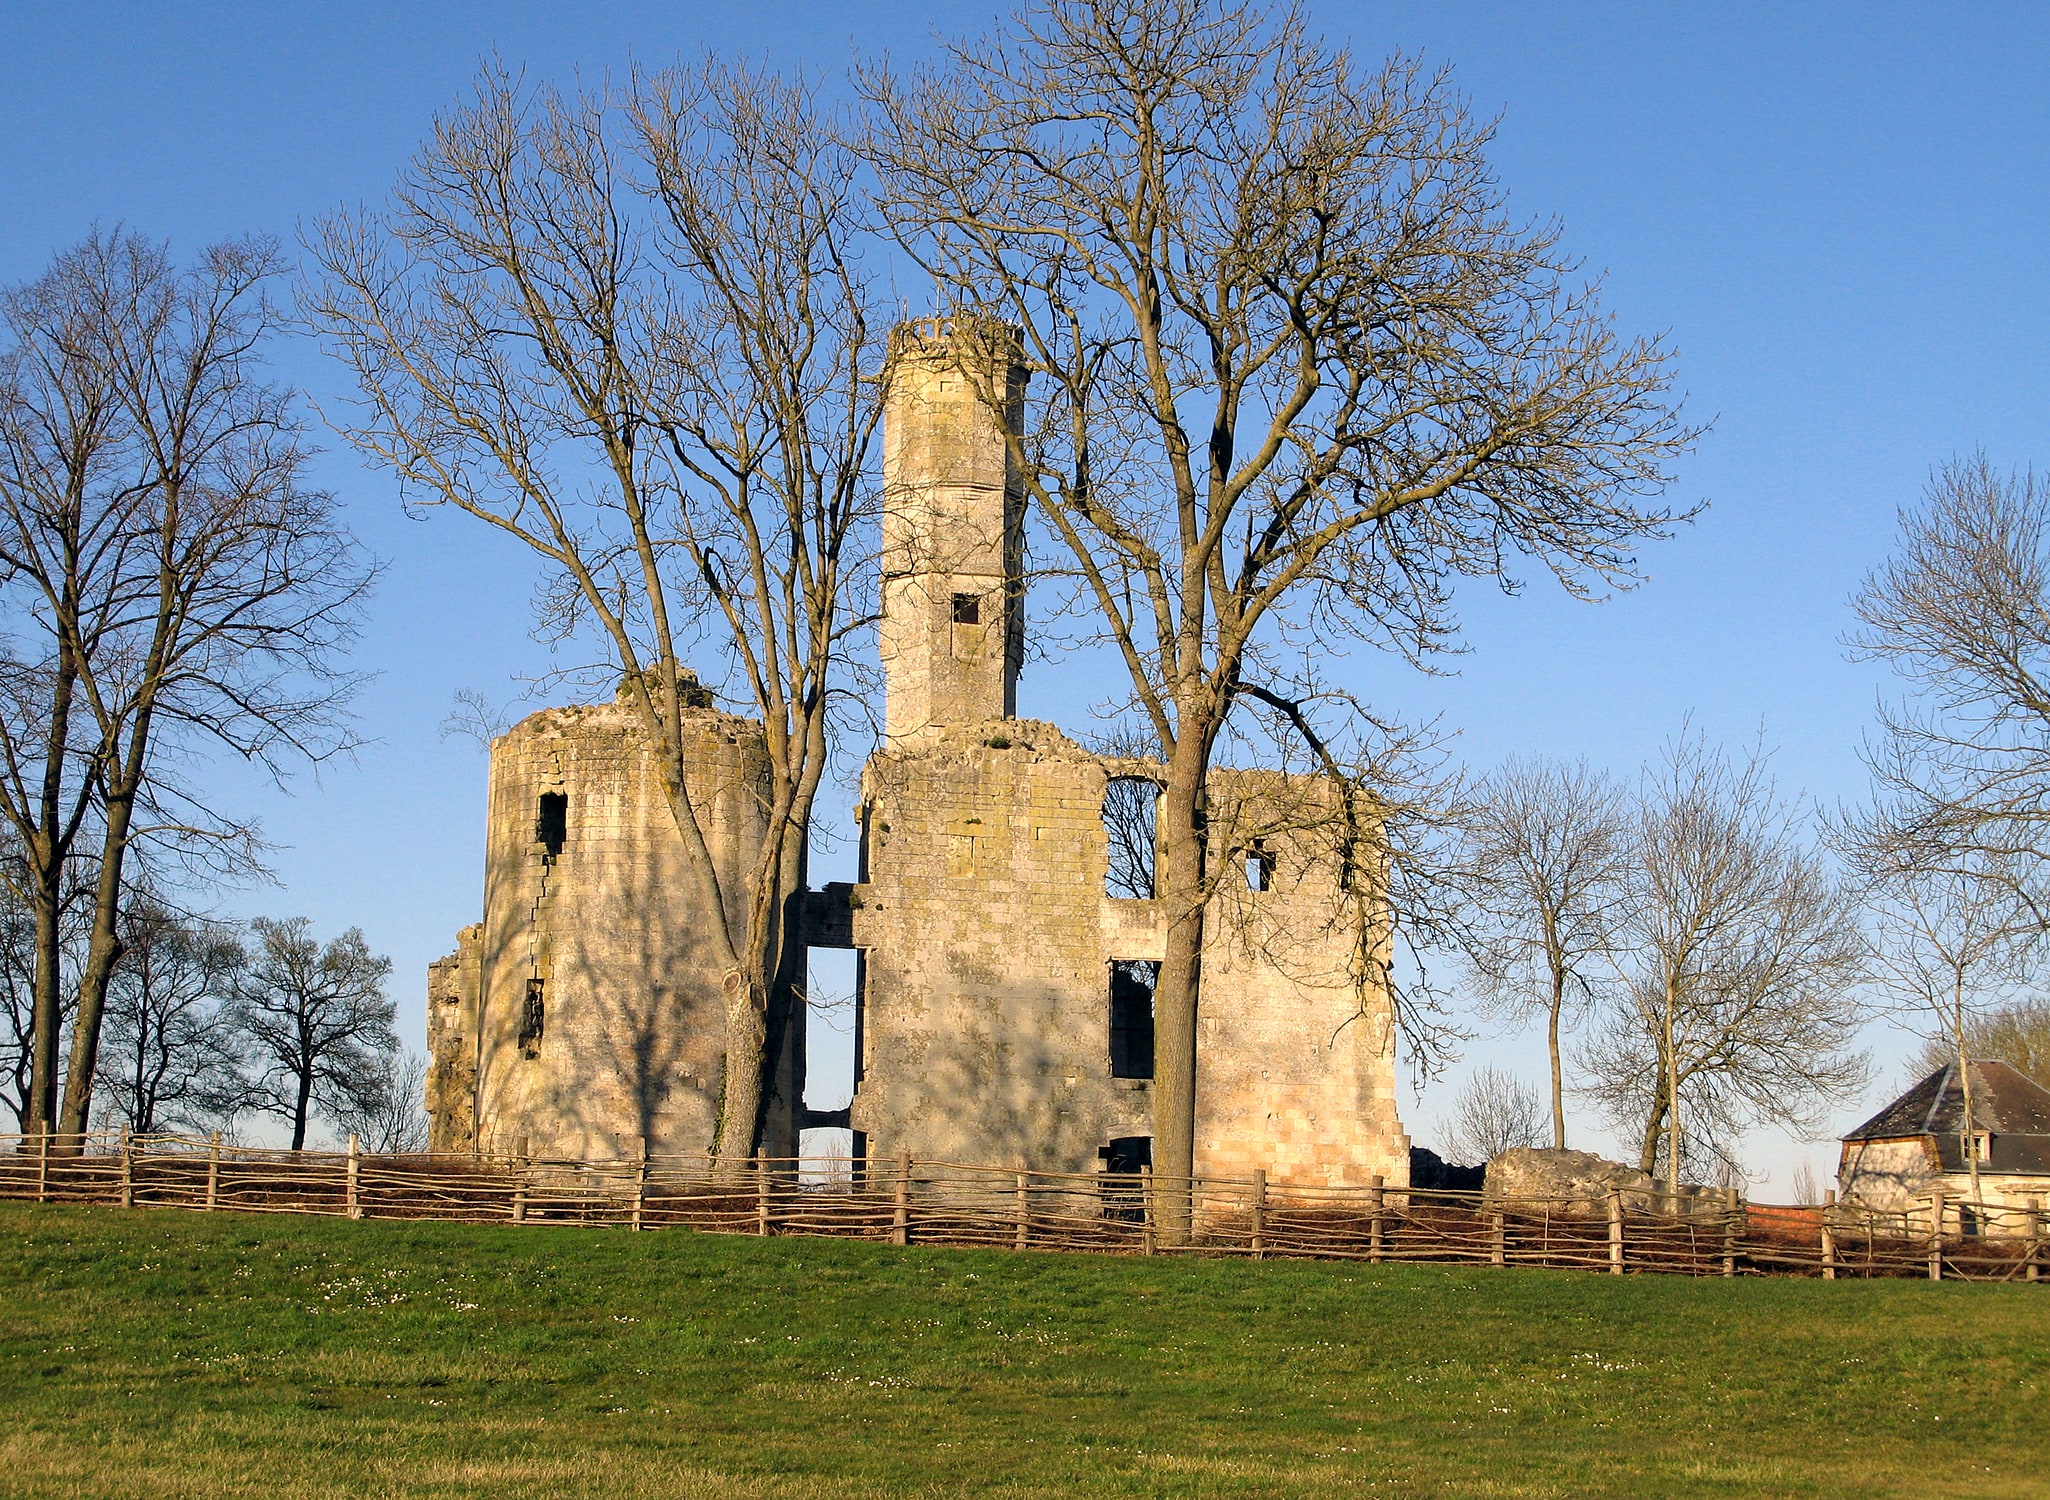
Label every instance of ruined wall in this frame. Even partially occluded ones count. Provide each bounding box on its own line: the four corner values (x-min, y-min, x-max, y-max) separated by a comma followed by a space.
432, 693, 780, 1162
877, 319, 1027, 743
843, 721, 1409, 1188
423, 923, 481, 1153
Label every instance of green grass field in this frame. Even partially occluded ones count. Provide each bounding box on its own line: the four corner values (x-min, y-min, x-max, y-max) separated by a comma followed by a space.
1, 1202, 2044, 1499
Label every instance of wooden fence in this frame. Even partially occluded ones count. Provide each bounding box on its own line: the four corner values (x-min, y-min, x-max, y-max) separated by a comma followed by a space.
3, 1131, 2044, 1283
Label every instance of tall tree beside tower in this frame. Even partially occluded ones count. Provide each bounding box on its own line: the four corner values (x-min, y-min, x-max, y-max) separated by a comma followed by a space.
310, 62, 886, 1163
862, 0, 1695, 1236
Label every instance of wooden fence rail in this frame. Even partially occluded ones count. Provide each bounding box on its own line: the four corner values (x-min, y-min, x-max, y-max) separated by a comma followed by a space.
2, 1133, 2043, 1283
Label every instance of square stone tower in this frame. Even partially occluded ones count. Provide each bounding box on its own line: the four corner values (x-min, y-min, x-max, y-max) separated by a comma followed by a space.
879, 318, 1029, 741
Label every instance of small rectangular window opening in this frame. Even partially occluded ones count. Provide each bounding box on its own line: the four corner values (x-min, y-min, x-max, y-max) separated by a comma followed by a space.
535, 792, 568, 858
951, 592, 982, 625
1098, 1135, 1153, 1223
1245, 841, 1276, 892
519, 977, 545, 1055
1109, 959, 1157, 1080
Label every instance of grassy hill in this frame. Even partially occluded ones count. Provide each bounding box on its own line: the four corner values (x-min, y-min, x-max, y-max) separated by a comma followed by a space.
1, 1201, 2045, 1498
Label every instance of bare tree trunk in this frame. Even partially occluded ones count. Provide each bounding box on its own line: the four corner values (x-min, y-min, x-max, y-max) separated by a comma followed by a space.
1548, 962, 1568, 1150
25, 626, 79, 1140
1957, 979, 1981, 1208
1663, 983, 1683, 1196
56, 779, 138, 1144
1152, 739, 1209, 1246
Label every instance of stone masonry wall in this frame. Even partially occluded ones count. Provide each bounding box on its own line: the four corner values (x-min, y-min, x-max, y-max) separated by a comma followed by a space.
844, 720, 1409, 1188
429, 695, 777, 1162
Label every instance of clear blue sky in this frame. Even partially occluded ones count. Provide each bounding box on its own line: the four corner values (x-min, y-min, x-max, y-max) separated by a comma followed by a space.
4, 3, 2046, 1187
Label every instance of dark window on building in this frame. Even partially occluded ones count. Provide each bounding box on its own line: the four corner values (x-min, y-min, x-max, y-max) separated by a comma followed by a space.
1109, 959, 1157, 1079
519, 977, 545, 1055
1245, 840, 1275, 892
535, 792, 568, 858
1100, 1135, 1152, 1175
1098, 1135, 1153, 1222
951, 592, 981, 625
1102, 778, 1160, 899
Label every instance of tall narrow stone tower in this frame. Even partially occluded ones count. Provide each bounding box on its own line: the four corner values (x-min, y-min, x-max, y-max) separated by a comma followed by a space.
879, 318, 1029, 742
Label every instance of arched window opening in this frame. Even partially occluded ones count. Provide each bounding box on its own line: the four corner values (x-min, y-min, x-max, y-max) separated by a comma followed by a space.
1102, 777, 1159, 899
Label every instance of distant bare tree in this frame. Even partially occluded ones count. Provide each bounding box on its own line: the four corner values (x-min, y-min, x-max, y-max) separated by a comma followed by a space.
309, 60, 884, 1164
1441, 1064, 1546, 1166
226, 917, 396, 1151
1592, 733, 1869, 1194
334, 1048, 429, 1154
861, 0, 1696, 1238
0, 230, 374, 1145
93, 896, 242, 1134
1456, 757, 1631, 1149
1850, 456, 2050, 905
1907, 997, 2050, 1086
1854, 854, 2036, 1207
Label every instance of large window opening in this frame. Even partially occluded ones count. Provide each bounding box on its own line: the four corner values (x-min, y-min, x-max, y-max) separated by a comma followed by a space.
1244, 839, 1275, 892
535, 792, 568, 859
1109, 959, 1157, 1080
1102, 777, 1159, 899
799, 948, 860, 1185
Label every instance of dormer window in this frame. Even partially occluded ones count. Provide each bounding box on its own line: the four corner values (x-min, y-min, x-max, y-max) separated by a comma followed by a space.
1976, 1132, 1992, 1163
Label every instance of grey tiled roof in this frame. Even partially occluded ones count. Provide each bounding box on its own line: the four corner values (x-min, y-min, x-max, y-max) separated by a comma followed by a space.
1843, 1061, 2050, 1175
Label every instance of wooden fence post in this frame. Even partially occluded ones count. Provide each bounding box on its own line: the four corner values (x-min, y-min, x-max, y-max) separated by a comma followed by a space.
205, 1132, 220, 1212
891, 1152, 910, 1247
1820, 1190, 1837, 1280
119, 1127, 133, 1210
756, 1148, 772, 1237
1722, 1186, 1739, 1278
1490, 1209, 1506, 1267
1014, 1167, 1029, 1251
1368, 1174, 1384, 1265
2028, 1196, 2041, 1284
1928, 1191, 1944, 1282
1138, 1164, 1155, 1256
1608, 1189, 1624, 1275
346, 1134, 362, 1220
632, 1143, 648, 1233
1250, 1169, 1266, 1260
35, 1127, 48, 1204
512, 1163, 527, 1223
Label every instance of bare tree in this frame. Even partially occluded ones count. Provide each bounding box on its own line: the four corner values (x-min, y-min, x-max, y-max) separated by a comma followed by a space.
1441, 1063, 1546, 1166
308, 61, 885, 1163
333, 1048, 429, 1154
1854, 852, 2039, 1207
226, 917, 396, 1151
861, 0, 1695, 1231
1907, 996, 2050, 1085
1456, 757, 1631, 1148
1850, 456, 2050, 903
0, 230, 374, 1144
1594, 733, 1869, 1194
93, 895, 242, 1134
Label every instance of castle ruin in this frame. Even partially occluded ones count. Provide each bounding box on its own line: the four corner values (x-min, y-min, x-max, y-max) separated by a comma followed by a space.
424, 321, 1412, 1188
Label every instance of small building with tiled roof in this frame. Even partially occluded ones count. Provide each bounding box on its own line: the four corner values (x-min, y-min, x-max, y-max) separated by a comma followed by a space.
1838, 1060, 2050, 1216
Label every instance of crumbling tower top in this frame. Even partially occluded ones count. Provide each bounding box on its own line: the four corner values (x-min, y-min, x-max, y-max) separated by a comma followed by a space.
879, 317, 1029, 743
